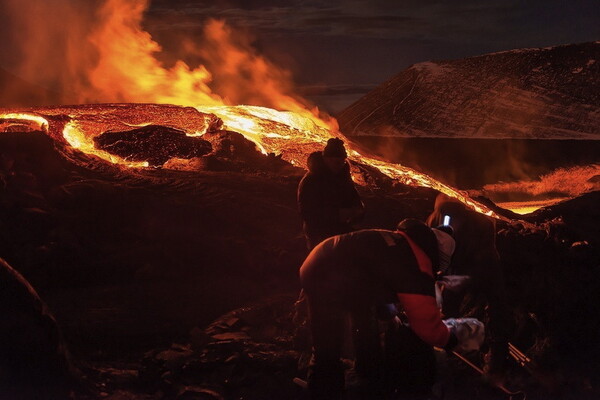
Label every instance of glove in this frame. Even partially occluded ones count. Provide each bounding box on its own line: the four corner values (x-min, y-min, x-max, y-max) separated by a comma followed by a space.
443, 318, 485, 353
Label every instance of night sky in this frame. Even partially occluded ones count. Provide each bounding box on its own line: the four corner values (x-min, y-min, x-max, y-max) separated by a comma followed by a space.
145, 0, 599, 111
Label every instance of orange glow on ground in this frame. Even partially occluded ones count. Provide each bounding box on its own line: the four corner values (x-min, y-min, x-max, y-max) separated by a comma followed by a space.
497, 198, 568, 215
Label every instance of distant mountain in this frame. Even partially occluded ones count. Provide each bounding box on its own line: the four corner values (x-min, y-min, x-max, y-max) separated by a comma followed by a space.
338, 42, 600, 139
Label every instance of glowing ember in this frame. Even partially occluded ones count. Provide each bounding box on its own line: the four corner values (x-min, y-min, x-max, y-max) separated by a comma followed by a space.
0, 113, 48, 131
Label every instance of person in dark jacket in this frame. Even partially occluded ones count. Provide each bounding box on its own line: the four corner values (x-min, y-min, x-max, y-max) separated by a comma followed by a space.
298, 138, 364, 249
426, 193, 512, 379
299, 220, 462, 399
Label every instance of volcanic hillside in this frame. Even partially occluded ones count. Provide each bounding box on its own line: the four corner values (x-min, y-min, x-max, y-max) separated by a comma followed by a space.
338, 42, 600, 139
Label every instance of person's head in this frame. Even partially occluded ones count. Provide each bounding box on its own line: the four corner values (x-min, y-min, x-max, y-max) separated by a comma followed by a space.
322, 138, 347, 174
396, 218, 456, 275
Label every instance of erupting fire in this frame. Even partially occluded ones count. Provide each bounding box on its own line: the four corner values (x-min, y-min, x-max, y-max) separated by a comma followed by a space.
0, 0, 499, 218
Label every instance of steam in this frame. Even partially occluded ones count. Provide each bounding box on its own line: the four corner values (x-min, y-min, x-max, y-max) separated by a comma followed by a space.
483, 164, 600, 198
1, 0, 97, 103
1, 0, 336, 130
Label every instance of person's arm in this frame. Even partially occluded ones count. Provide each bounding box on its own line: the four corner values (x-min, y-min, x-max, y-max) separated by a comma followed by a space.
339, 177, 365, 223
397, 292, 456, 349
425, 211, 442, 228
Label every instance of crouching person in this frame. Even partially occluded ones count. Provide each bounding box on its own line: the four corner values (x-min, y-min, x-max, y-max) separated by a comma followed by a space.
299, 219, 475, 399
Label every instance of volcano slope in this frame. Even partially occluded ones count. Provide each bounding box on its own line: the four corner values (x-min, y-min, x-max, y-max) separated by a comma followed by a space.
338, 42, 600, 140
0, 122, 599, 399
336, 42, 600, 198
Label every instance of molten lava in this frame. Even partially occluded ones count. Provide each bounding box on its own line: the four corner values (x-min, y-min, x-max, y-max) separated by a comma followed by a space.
496, 199, 569, 215
0, 104, 499, 218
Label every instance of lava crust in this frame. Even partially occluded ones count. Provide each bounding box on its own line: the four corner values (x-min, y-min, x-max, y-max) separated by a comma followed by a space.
93, 125, 213, 167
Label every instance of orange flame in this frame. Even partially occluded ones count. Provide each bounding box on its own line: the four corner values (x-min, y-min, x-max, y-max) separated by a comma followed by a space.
88, 0, 221, 107
197, 20, 338, 132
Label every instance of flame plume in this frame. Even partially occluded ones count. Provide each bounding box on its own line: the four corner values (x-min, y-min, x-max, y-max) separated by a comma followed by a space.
88, 0, 220, 107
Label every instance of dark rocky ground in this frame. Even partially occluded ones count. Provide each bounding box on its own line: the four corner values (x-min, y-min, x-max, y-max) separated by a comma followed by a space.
1, 128, 599, 399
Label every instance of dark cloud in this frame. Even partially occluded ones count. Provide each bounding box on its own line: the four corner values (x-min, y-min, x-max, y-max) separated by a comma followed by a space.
298, 83, 378, 97
147, 0, 598, 42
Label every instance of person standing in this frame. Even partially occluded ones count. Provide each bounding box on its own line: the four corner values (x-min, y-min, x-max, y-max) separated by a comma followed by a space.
298, 138, 364, 249
426, 193, 512, 381
294, 138, 365, 380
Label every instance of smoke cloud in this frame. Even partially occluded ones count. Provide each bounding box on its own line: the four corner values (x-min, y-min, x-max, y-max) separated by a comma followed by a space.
0, 0, 336, 129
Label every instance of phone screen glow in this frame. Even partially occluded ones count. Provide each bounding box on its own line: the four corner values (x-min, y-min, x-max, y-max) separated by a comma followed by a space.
443, 215, 451, 226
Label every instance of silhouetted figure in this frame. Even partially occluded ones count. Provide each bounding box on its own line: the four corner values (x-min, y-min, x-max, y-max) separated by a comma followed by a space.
0, 258, 76, 399
427, 193, 512, 378
299, 220, 460, 399
298, 138, 364, 250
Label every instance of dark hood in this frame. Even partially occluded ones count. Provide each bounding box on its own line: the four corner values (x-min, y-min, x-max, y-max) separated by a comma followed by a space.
306, 151, 351, 178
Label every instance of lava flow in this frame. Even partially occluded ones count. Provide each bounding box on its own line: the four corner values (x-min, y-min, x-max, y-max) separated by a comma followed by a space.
0, 104, 499, 219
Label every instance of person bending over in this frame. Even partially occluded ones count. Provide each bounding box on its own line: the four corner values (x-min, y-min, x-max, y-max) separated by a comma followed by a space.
300, 219, 474, 399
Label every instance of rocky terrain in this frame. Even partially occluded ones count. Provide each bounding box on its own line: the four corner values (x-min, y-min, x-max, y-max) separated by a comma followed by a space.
338, 42, 600, 140
0, 121, 599, 399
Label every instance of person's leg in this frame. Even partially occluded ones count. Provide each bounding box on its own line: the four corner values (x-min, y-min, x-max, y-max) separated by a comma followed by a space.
352, 303, 382, 377
293, 289, 313, 379
351, 302, 385, 398
306, 294, 345, 400
481, 261, 513, 377
485, 291, 512, 376
384, 321, 436, 398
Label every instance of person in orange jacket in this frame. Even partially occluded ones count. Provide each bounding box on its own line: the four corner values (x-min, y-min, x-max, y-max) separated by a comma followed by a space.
299, 219, 463, 399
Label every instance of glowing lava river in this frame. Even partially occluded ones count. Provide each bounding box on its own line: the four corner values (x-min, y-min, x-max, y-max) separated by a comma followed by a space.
0, 103, 501, 218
